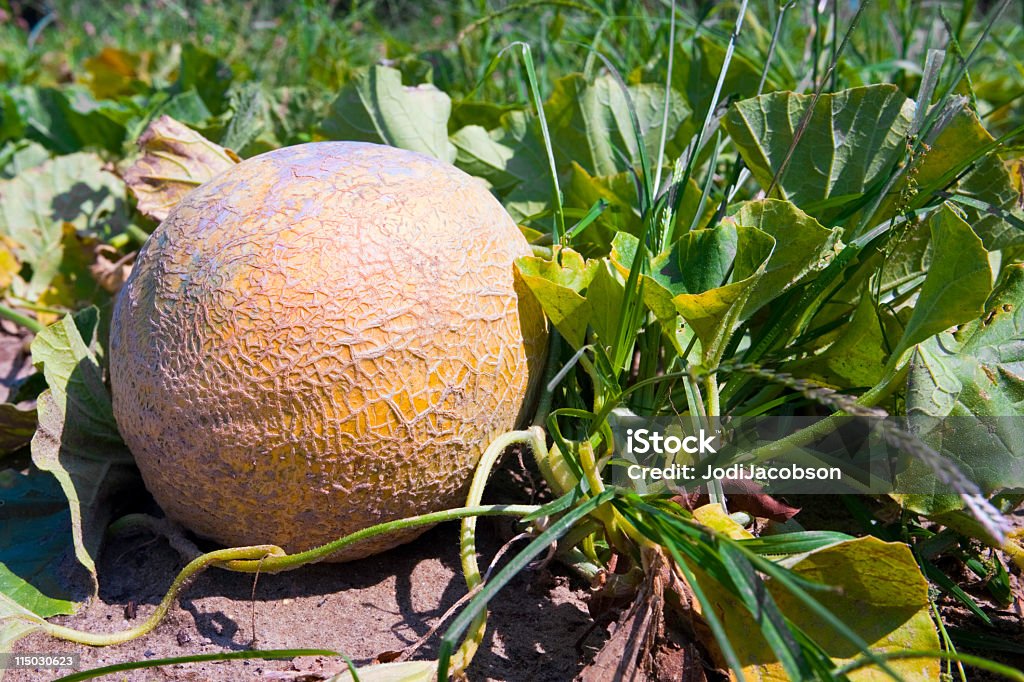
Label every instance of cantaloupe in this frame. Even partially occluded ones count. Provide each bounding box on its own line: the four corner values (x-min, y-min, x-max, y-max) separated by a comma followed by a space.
110, 141, 547, 561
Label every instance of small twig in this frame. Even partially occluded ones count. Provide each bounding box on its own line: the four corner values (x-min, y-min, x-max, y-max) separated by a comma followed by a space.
249, 555, 268, 648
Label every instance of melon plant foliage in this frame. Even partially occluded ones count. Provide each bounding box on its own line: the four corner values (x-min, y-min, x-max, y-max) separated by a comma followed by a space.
0, 2, 1023, 679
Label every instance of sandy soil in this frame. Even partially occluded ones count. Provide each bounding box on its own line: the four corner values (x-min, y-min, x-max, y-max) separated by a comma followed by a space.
10, 514, 605, 682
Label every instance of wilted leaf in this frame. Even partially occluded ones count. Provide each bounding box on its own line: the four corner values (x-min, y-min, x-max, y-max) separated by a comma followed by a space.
29, 308, 136, 589
691, 537, 939, 681
0, 468, 89, 618
0, 152, 127, 300
692, 503, 753, 540
122, 115, 240, 222
89, 245, 134, 295
515, 248, 598, 348
322, 65, 455, 163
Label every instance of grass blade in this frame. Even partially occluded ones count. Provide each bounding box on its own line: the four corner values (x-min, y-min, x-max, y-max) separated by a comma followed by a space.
436, 489, 617, 679
718, 542, 813, 680
53, 649, 351, 682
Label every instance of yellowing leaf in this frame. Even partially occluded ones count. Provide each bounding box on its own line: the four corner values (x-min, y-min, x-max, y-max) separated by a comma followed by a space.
35, 225, 108, 325
690, 537, 939, 681
730, 199, 842, 315
787, 289, 888, 390
0, 240, 17, 292
327, 660, 436, 682
515, 248, 599, 348
122, 115, 240, 222
80, 47, 149, 99
693, 504, 753, 539
663, 225, 774, 368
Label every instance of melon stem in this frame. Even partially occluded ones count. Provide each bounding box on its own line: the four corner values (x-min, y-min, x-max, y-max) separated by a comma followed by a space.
0, 302, 44, 334
451, 426, 547, 677
21, 506, 539, 647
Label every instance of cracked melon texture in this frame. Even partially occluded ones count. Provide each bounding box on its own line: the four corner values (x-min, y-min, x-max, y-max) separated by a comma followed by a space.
110, 141, 547, 561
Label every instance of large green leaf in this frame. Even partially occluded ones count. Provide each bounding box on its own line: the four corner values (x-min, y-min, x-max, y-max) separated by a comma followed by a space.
730, 199, 842, 315
901, 264, 1024, 512
0, 91, 26, 144
725, 85, 1024, 247
450, 123, 521, 193
608, 232, 690, 356
176, 44, 233, 116
692, 537, 939, 681
0, 468, 88, 619
0, 153, 127, 300
723, 85, 914, 225
321, 65, 455, 163
890, 205, 992, 362
544, 73, 690, 177
451, 109, 552, 223
29, 308, 136, 590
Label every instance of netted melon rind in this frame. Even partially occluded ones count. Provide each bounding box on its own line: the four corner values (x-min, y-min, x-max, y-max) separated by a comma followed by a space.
110, 141, 547, 561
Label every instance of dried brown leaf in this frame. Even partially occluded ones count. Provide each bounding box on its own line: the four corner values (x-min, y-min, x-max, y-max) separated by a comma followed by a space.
89, 245, 135, 295
122, 115, 240, 222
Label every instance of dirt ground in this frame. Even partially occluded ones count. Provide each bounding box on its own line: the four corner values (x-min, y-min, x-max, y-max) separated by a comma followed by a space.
10, 513, 605, 682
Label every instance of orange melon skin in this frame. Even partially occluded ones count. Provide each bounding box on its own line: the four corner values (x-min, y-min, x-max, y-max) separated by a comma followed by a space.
110, 141, 547, 561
